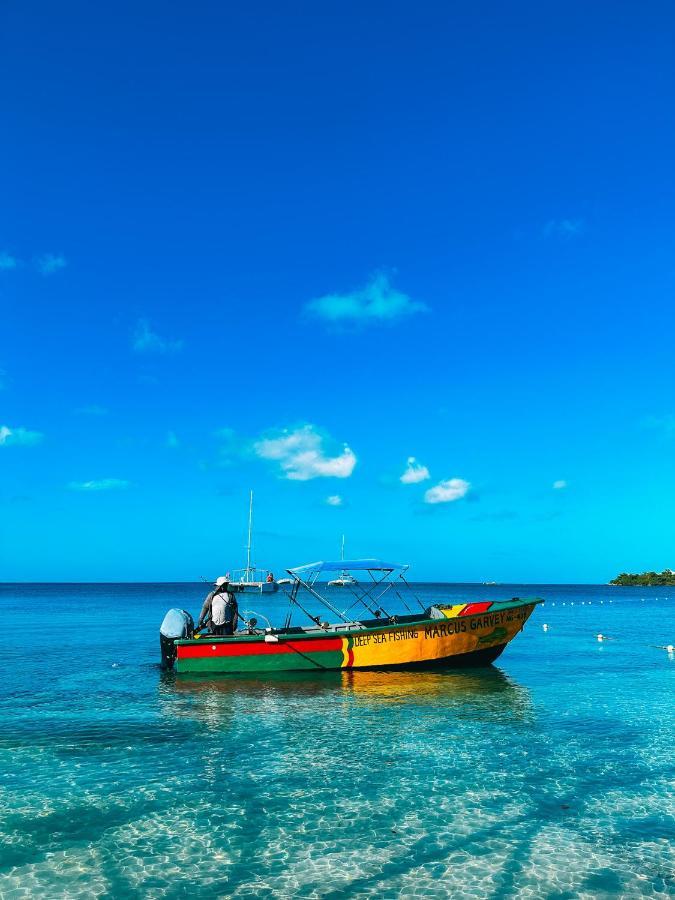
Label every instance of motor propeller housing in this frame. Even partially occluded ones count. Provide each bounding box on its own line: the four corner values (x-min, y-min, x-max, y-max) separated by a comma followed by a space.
159, 608, 194, 668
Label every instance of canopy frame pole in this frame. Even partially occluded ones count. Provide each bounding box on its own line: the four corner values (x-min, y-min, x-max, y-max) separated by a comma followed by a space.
398, 571, 426, 612
388, 586, 414, 614
339, 581, 387, 619
368, 568, 415, 614
283, 580, 296, 629
284, 574, 321, 626
370, 581, 397, 610
339, 569, 394, 619
286, 573, 353, 625
361, 570, 396, 616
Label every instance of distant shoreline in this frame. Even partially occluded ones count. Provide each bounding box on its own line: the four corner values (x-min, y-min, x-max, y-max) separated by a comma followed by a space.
2, 580, 673, 587
610, 569, 675, 586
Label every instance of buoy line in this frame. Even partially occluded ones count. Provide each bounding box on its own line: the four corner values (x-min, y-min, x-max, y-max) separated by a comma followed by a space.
536, 628, 675, 651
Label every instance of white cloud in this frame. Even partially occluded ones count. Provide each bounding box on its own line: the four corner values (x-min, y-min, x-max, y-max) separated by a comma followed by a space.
305, 272, 428, 325
36, 253, 67, 275
132, 318, 183, 353
68, 478, 130, 492
0, 252, 19, 271
254, 424, 357, 481
543, 219, 585, 239
553, 479, 567, 490
326, 494, 343, 506
424, 477, 470, 504
0, 425, 43, 447
400, 456, 430, 484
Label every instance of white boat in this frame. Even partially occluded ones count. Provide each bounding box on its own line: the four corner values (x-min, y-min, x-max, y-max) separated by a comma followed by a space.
228, 491, 279, 594
328, 536, 358, 587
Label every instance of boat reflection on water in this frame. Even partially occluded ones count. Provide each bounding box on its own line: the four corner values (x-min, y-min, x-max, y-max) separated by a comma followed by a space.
159, 666, 533, 727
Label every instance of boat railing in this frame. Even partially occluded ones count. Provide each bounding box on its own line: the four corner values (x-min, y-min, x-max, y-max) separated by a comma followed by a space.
230, 566, 273, 583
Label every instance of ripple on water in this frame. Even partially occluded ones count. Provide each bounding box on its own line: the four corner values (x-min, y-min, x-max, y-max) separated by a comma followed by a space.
1, 584, 675, 897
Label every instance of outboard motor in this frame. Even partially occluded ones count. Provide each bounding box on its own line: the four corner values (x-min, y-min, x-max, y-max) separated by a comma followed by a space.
160, 608, 194, 669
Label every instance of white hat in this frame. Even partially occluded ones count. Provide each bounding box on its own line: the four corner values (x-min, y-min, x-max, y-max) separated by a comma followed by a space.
215, 576, 228, 587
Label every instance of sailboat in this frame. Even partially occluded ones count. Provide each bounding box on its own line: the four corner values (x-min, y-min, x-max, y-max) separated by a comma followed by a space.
327, 536, 358, 587
228, 491, 278, 594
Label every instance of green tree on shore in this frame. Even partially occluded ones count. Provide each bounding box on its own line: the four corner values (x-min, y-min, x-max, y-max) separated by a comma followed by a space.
610, 569, 675, 586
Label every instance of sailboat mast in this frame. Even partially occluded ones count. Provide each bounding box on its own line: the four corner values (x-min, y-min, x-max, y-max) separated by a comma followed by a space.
246, 490, 253, 582
341, 534, 345, 562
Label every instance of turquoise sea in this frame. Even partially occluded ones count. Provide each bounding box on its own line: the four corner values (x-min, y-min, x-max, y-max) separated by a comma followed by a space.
1, 582, 674, 898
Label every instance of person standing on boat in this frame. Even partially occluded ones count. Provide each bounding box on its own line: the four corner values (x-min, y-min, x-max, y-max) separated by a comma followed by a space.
220, 583, 238, 635
197, 577, 238, 635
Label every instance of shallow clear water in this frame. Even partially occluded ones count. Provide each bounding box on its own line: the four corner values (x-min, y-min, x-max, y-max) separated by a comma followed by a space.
1, 582, 674, 898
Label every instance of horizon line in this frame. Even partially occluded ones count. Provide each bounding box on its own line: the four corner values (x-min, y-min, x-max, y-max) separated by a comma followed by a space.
0, 579, 619, 586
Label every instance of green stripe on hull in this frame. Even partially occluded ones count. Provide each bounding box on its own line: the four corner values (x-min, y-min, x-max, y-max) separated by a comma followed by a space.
177, 649, 344, 674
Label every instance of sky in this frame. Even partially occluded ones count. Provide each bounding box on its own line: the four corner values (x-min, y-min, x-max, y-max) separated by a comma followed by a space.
1, 0, 674, 582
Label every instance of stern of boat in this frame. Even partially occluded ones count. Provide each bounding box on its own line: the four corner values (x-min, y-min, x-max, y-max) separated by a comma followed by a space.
159, 608, 194, 669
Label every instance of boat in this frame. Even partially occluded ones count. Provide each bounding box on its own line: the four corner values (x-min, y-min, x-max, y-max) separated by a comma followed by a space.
327, 535, 358, 587
227, 490, 278, 594
160, 559, 542, 674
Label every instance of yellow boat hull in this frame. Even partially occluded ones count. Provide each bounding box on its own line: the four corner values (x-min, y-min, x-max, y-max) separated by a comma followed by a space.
174, 599, 541, 674
346, 602, 536, 668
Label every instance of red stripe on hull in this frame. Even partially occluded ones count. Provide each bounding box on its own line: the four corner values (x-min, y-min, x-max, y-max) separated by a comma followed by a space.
459, 602, 493, 616
178, 636, 343, 659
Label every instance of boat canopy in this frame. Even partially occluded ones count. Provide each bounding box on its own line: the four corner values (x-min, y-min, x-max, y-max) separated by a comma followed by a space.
288, 558, 408, 576
280, 557, 421, 628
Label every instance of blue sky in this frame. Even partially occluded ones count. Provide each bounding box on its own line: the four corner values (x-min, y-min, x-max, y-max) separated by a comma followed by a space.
2, 0, 674, 582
